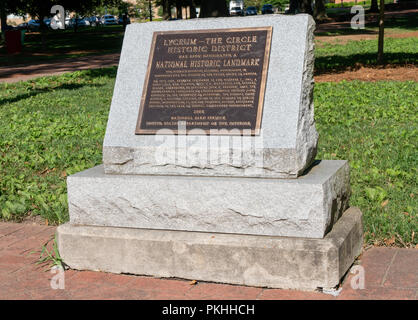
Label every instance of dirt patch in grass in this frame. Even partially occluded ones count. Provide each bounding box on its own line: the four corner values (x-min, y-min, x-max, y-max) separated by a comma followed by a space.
315, 65, 418, 82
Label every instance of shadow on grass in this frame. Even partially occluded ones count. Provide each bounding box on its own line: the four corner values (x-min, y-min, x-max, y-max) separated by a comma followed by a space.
384, 14, 418, 30
79, 67, 117, 78
316, 29, 379, 37
0, 83, 104, 106
0, 67, 118, 106
315, 52, 418, 74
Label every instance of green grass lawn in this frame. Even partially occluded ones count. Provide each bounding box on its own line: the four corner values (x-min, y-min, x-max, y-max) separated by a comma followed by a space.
315, 37, 418, 73
0, 69, 417, 247
315, 80, 417, 247
0, 69, 114, 223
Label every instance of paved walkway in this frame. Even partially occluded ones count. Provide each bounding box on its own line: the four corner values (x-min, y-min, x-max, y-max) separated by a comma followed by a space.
0, 53, 120, 83
0, 222, 416, 300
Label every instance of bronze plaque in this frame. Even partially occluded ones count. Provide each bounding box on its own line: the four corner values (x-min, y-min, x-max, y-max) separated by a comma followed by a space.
135, 27, 272, 135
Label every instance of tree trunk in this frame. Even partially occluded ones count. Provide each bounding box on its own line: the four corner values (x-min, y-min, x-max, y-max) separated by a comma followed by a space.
288, 0, 299, 13
369, 0, 379, 13
189, 1, 197, 19
73, 12, 78, 33
162, 0, 171, 20
0, 0, 7, 38
122, 14, 127, 30
39, 8, 49, 47
314, 0, 327, 21
176, 2, 182, 19
300, 0, 313, 15
149, 0, 153, 21
377, 0, 385, 64
199, 0, 229, 18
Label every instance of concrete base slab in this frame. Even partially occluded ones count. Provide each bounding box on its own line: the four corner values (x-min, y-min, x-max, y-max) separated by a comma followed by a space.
67, 160, 350, 238
57, 207, 363, 291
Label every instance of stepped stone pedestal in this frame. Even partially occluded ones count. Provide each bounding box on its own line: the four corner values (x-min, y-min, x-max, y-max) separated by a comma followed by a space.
57, 15, 363, 291
57, 207, 363, 291
66, 160, 350, 239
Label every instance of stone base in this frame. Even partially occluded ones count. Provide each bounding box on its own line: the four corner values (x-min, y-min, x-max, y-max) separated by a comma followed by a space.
67, 160, 350, 238
57, 207, 363, 291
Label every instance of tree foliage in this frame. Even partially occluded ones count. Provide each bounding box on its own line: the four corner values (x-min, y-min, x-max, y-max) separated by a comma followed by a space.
3, 0, 124, 21
245, 0, 288, 11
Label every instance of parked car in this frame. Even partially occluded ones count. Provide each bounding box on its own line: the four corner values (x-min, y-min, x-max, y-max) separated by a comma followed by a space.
245, 6, 257, 15
261, 4, 274, 14
230, 6, 244, 16
27, 19, 40, 30
87, 16, 101, 26
102, 14, 117, 25
81, 18, 90, 26
48, 16, 64, 29
16, 22, 28, 31
69, 18, 90, 27
43, 18, 51, 28
118, 15, 131, 25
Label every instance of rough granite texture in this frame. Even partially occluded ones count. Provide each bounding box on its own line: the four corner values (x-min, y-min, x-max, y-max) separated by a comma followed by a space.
103, 15, 318, 178
67, 160, 350, 238
57, 207, 363, 290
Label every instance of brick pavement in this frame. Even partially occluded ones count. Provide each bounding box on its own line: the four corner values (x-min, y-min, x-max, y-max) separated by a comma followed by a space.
0, 222, 416, 300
